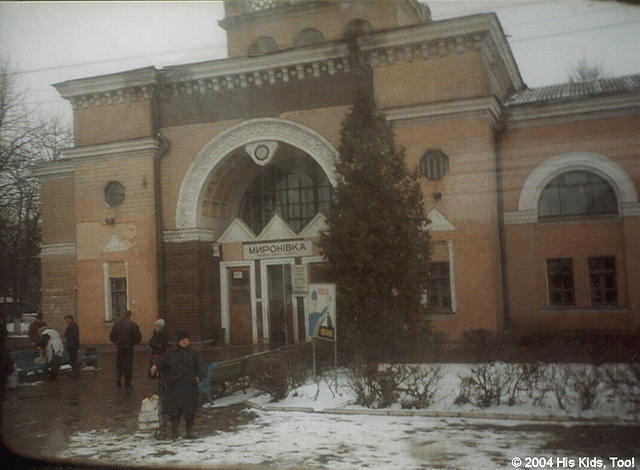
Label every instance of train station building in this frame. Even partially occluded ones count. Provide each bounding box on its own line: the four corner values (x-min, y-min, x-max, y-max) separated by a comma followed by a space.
34, 0, 640, 347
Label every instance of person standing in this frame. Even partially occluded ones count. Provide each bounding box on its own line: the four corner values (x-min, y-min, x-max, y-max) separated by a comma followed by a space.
151, 330, 200, 439
28, 313, 47, 346
109, 310, 142, 389
63, 315, 80, 375
36, 326, 64, 380
148, 319, 169, 378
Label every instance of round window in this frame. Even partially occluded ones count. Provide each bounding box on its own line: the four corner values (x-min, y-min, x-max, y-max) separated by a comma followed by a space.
105, 181, 125, 207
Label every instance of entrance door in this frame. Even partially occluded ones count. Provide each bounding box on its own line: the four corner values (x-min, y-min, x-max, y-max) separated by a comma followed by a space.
267, 264, 294, 344
227, 266, 252, 344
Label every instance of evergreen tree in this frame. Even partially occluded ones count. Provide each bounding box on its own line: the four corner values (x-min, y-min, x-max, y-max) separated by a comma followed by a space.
320, 92, 431, 364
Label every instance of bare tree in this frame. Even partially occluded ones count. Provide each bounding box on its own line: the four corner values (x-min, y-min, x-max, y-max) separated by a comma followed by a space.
568, 57, 607, 83
0, 61, 72, 319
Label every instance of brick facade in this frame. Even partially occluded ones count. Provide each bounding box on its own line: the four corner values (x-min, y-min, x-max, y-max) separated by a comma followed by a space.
35, 1, 639, 347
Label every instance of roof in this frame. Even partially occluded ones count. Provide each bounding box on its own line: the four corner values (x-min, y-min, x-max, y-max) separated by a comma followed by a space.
507, 74, 640, 107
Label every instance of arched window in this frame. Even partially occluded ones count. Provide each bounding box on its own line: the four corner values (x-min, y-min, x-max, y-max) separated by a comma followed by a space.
343, 19, 373, 38
242, 160, 331, 234
248, 36, 279, 57
295, 28, 325, 47
420, 149, 449, 181
538, 171, 617, 219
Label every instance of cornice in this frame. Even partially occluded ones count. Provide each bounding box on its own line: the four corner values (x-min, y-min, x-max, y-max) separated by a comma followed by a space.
383, 96, 504, 129
32, 160, 74, 179
160, 43, 351, 97
507, 93, 640, 129
40, 243, 76, 257
62, 137, 161, 161
358, 14, 524, 91
163, 228, 215, 243
54, 67, 158, 110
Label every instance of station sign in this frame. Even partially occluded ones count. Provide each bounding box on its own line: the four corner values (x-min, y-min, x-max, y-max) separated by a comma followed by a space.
243, 239, 314, 260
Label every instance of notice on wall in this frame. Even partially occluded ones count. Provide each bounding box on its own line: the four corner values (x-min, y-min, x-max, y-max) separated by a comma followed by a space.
291, 265, 308, 296
243, 240, 314, 260
306, 283, 336, 341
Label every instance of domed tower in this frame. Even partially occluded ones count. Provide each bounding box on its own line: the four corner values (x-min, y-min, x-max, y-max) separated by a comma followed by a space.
220, 0, 431, 58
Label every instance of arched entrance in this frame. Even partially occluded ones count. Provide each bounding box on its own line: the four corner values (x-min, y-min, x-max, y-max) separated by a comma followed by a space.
174, 118, 338, 345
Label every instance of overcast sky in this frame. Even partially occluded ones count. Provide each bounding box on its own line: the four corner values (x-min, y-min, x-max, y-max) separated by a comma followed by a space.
1, 0, 639, 122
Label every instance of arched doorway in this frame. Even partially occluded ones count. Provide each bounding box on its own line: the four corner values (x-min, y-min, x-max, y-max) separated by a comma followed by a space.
175, 118, 338, 345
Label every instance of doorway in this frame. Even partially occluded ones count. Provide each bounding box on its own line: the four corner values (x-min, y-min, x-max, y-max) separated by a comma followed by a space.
266, 264, 294, 344
227, 266, 253, 344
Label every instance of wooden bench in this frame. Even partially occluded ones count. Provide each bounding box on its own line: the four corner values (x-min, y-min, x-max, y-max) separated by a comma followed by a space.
198, 344, 297, 404
11, 347, 99, 382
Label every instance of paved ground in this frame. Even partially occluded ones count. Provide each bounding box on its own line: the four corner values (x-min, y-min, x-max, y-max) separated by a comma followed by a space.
2, 348, 639, 469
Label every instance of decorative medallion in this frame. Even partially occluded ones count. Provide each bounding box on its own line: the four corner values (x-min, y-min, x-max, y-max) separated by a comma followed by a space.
244, 140, 279, 166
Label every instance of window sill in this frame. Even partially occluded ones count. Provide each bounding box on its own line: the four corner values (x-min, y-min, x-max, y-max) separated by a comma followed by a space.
103, 321, 115, 326
427, 311, 457, 319
537, 214, 619, 226
540, 307, 629, 315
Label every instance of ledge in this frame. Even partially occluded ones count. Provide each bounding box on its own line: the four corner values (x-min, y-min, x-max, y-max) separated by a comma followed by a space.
540, 308, 630, 315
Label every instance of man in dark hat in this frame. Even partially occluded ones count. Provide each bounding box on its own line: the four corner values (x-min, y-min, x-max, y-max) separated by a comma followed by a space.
151, 330, 200, 439
109, 310, 142, 388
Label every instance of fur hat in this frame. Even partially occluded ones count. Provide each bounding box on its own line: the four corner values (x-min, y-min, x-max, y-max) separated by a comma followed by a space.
176, 330, 190, 341
154, 319, 165, 329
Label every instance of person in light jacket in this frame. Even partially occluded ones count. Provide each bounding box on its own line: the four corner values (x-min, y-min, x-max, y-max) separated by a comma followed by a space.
36, 327, 64, 380
148, 319, 169, 378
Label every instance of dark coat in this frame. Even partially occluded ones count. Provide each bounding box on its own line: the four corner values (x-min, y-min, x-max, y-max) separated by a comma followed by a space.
28, 319, 47, 344
157, 346, 200, 416
64, 321, 80, 351
109, 319, 142, 349
149, 328, 169, 356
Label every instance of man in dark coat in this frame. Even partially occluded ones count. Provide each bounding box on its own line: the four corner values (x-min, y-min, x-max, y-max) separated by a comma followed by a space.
109, 310, 142, 389
64, 315, 80, 375
151, 330, 200, 439
28, 313, 47, 346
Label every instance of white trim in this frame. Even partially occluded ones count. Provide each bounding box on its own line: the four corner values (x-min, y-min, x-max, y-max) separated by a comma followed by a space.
426, 208, 456, 232
62, 137, 161, 160
260, 258, 297, 344
220, 260, 257, 345
164, 43, 350, 83
54, 67, 157, 98
518, 152, 639, 216
448, 241, 457, 314
383, 96, 503, 129
507, 94, 640, 127
163, 228, 215, 243
175, 118, 339, 230
217, 219, 257, 244
40, 243, 76, 256
32, 160, 74, 179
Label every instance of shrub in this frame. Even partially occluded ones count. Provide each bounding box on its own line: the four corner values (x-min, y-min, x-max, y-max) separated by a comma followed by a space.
250, 350, 309, 402
456, 363, 513, 408
346, 362, 442, 409
572, 365, 601, 410
603, 364, 640, 412
544, 364, 574, 410
399, 365, 443, 409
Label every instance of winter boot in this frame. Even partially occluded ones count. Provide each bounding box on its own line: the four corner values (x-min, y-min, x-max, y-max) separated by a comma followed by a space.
185, 415, 196, 439
170, 416, 180, 440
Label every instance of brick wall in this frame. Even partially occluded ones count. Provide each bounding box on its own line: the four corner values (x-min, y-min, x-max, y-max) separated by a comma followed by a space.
74, 99, 154, 146
163, 241, 220, 344
40, 177, 75, 244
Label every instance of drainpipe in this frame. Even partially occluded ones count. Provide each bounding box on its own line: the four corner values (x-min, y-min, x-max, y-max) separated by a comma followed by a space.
494, 106, 512, 355
151, 74, 169, 321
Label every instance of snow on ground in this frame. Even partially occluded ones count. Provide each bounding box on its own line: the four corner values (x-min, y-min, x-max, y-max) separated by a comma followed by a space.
59, 364, 640, 469
64, 411, 559, 469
